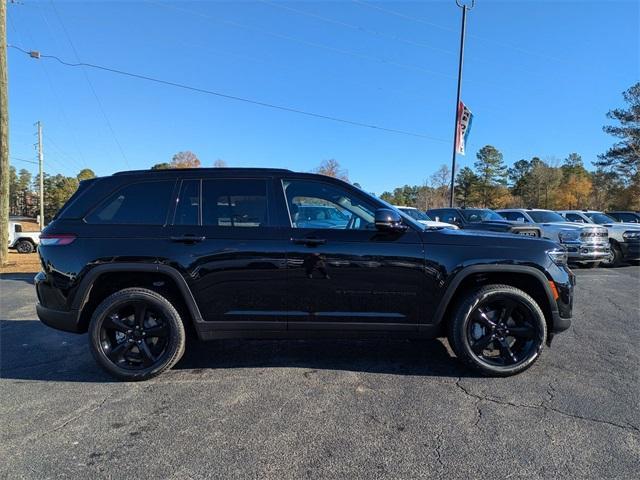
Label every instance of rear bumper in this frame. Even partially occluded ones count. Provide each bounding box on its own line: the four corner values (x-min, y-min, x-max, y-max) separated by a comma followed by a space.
36, 303, 82, 333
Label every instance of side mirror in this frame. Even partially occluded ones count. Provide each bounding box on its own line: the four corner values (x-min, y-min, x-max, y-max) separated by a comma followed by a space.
375, 208, 407, 232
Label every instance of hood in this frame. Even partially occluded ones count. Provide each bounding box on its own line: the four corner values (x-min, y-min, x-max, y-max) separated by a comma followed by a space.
417, 220, 458, 229
601, 223, 640, 232
432, 227, 558, 249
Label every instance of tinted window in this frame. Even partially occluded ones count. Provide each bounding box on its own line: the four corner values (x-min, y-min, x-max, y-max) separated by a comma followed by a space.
565, 213, 585, 223
500, 211, 528, 222
616, 213, 639, 222
430, 209, 458, 224
585, 212, 616, 224
283, 179, 376, 230
527, 211, 566, 223
174, 180, 200, 225
460, 209, 504, 222
86, 180, 174, 225
202, 179, 268, 227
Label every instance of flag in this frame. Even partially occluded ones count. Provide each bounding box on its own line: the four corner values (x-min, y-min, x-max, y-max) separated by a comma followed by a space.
455, 101, 473, 155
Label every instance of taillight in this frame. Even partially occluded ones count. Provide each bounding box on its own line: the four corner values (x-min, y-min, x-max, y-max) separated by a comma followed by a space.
40, 234, 77, 246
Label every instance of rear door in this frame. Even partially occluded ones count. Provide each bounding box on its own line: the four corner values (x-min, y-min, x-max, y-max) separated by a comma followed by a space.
169, 176, 289, 330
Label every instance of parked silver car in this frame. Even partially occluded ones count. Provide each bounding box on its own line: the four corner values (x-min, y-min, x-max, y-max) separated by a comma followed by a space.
558, 210, 640, 266
497, 209, 609, 267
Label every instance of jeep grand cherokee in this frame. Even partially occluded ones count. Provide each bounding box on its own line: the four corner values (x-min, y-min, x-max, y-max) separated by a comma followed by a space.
35, 168, 574, 380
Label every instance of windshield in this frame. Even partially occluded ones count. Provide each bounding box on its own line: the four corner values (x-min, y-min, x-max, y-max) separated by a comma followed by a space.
586, 212, 616, 224
398, 208, 432, 221
460, 209, 504, 222
528, 211, 567, 223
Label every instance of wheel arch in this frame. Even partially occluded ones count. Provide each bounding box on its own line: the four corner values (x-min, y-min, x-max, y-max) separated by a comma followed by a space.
73, 264, 204, 333
431, 265, 558, 335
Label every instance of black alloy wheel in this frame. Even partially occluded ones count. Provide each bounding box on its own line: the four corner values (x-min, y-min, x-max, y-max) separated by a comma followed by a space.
448, 285, 547, 376
89, 288, 186, 381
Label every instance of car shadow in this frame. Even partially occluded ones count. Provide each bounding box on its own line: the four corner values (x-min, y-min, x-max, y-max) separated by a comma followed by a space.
0, 273, 36, 284
0, 320, 472, 382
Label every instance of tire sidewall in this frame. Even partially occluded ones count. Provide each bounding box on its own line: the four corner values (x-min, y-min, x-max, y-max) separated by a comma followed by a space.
454, 287, 547, 376
16, 240, 34, 254
89, 289, 185, 381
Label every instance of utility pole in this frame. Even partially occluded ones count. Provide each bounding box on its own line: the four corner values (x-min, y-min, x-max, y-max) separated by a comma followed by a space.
448, 0, 475, 207
36, 121, 44, 229
0, 0, 10, 266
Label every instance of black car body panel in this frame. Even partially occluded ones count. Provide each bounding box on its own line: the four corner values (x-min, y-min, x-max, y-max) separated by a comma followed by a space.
36, 169, 573, 344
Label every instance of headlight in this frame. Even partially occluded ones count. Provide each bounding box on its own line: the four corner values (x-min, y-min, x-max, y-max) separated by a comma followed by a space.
558, 230, 580, 243
623, 231, 640, 240
548, 248, 568, 266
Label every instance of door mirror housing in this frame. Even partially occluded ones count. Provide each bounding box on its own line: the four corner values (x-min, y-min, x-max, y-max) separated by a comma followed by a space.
375, 208, 407, 232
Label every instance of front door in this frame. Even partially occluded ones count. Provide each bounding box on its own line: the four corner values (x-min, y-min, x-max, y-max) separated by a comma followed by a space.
279, 177, 426, 331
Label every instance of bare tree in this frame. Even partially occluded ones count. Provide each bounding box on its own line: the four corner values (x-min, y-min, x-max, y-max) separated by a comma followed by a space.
171, 151, 201, 169
314, 159, 349, 182
430, 164, 451, 208
213, 159, 228, 168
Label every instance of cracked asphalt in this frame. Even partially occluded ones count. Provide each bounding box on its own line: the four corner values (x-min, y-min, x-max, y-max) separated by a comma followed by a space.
1, 266, 639, 479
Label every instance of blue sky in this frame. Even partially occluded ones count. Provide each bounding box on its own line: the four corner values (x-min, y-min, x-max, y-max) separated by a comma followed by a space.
7, 0, 639, 194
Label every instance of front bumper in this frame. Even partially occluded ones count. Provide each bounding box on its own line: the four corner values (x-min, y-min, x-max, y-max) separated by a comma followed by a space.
619, 240, 640, 261
563, 241, 610, 263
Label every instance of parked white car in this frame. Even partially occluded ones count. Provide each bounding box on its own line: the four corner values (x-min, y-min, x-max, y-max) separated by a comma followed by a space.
496, 209, 609, 267
8, 221, 41, 254
395, 206, 459, 229
557, 210, 640, 266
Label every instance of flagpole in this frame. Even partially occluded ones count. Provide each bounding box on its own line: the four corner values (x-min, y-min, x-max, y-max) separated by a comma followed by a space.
449, 0, 474, 207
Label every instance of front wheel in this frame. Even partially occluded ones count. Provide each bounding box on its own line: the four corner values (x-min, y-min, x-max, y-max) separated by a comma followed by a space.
602, 243, 623, 267
88, 288, 186, 381
448, 285, 547, 376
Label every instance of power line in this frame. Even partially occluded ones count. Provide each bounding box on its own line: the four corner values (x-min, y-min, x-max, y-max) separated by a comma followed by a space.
259, 0, 455, 56
352, 0, 564, 63
9, 45, 448, 142
48, 0, 130, 168
146, 0, 456, 80
10, 156, 38, 165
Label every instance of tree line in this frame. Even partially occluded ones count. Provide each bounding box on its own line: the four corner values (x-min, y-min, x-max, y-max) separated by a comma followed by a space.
380, 82, 639, 211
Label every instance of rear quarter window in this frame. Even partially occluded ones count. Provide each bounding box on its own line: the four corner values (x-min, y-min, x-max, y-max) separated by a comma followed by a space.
85, 180, 175, 225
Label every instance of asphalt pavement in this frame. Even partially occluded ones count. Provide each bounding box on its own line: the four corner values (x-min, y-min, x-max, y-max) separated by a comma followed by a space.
1, 266, 639, 479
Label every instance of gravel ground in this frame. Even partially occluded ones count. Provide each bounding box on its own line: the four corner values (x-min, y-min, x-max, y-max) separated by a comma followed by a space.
1, 267, 639, 479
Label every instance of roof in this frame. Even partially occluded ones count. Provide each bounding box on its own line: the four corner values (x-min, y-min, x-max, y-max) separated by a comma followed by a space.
113, 167, 293, 176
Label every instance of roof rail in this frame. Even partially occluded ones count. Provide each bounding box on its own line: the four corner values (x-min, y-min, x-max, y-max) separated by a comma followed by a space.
113, 167, 293, 176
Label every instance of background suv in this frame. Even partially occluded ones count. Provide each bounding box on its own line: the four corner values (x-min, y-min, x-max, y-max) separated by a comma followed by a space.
36, 168, 574, 380
497, 209, 609, 267
558, 210, 640, 266
427, 207, 541, 237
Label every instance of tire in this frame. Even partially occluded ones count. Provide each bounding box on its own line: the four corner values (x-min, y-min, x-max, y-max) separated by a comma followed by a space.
88, 288, 186, 381
602, 243, 623, 267
15, 239, 35, 254
447, 284, 547, 377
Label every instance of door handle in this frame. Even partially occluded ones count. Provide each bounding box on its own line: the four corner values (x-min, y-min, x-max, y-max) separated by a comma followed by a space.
291, 237, 326, 246
170, 235, 205, 243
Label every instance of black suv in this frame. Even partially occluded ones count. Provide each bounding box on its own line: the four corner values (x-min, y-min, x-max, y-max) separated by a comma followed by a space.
427, 207, 542, 237
36, 168, 574, 380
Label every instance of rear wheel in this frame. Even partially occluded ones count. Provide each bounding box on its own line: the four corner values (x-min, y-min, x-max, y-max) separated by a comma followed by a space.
15, 239, 34, 254
88, 288, 186, 381
448, 285, 547, 376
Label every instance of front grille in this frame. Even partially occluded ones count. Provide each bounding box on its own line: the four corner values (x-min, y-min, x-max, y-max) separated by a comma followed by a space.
581, 228, 608, 242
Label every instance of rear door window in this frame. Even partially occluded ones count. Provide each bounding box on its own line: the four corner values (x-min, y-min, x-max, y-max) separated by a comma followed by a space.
173, 179, 200, 225
202, 179, 269, 227
85, 180, 175, 225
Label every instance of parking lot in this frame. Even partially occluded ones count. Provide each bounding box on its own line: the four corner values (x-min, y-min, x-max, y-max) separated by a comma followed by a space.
1, 266, 638, 479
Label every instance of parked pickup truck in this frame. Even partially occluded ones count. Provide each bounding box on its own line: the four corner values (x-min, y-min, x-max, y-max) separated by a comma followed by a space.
606, 211, 640, 224
394, 206, 458, 229
497, 209, 609, 267
427, 207, 541, 237
558, 210, 640, 267
8, 221, 41, 254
